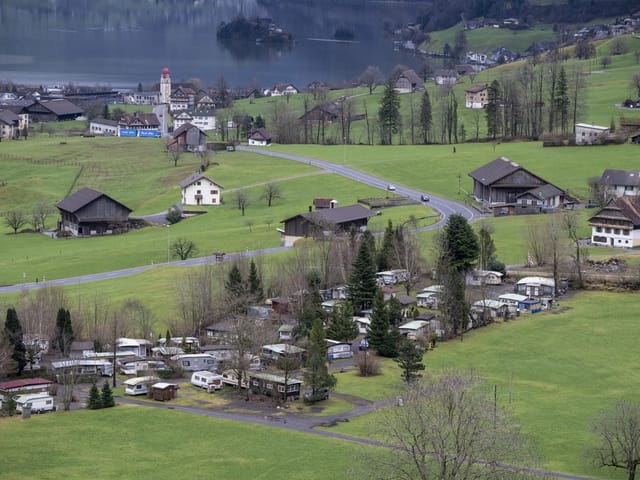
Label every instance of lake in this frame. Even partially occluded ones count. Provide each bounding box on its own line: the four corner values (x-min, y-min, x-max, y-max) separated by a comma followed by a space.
0, 0, 431, 90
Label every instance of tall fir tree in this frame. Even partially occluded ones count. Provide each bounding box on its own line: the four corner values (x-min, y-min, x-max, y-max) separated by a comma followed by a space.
378, 80, 401, 145
387, 296, 404, 327
247, 259, 264, 303
555, 66, 570, 135
4, 308, 26, 375
298, 271, 325, 338
419, 89, 432, 144
486, 79, 501, 139
326, 302, 358, 342
54, 308, 74, 356
101, 381, 115, 408
347, 232, 378, 313
225, 263, 247, 313
395, 337, 425, 383
377, 220, 395, 272
477, 222, 497, 270
303, 318, 336, 401
444, 214, 479, 273
367, 290, 400, 357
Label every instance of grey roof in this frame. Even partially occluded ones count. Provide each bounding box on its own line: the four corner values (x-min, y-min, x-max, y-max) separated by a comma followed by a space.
398, 69, 423, 87
56, 187, 132, 214
600, 169, 640, 187
249, 128, 272, 141
465, 83, 489, 93
282, 204, 376, 225
518, 183, 564, 200
179, 172, 223, 189
468, 157, 522, 185
39, 98, 84, 116
0, 109, 19, 125
91, 117, 118, 127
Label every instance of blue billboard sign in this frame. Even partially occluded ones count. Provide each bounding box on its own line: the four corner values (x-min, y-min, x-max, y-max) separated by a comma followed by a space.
139, 129, 161, 138
119, 129, 138, 137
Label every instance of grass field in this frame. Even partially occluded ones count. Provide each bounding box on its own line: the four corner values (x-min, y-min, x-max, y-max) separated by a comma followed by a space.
0, 406, 371, 480
324, 291, 640, 479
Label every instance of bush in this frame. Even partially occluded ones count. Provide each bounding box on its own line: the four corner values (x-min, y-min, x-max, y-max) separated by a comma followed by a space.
355, 352, 381, 377
166, 208, 182, 224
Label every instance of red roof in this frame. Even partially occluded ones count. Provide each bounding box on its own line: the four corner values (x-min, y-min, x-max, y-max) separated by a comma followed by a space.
0, 377, 53, 391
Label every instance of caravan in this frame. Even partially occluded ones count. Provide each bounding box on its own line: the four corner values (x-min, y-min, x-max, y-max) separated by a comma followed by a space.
14, 393, 56, 413
171, 353, 218, 372
124, 376, 159, 396
190, 371, 224, 393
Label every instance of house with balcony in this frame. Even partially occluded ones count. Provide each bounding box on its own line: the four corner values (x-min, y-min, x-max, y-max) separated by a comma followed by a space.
588, 196, 640, 248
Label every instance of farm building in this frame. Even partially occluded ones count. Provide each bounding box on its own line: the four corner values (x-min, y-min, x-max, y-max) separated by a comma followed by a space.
575, 123, 609, 145
56, 188, 132, 236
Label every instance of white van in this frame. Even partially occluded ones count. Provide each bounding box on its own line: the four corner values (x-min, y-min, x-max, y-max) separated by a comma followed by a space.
123, 376, 159, 396
14, 393, 56, 413
190, 371, 224, 393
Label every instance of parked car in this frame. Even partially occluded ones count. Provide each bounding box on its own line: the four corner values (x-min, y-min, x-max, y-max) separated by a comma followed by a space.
387, 184, 396, 191
359, 338, 369, 351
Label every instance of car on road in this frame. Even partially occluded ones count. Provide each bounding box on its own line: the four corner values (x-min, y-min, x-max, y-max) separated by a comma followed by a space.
359, 338, 369, 351
387, 184, 396, 191
420, 194, 430, 202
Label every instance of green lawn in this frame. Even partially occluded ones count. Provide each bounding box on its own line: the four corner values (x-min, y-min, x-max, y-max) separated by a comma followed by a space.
326, 291, 640, 479
0, 406, 371, 480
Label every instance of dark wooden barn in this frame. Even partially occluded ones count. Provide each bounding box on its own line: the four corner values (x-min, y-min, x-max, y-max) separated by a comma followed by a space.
168, 122, 207, 152
25, 99, 84, 122
281, 204, 376, 241
56, 187, 132, 236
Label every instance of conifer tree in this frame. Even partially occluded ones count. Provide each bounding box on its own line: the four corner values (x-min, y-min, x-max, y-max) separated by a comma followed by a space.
247, 259, 264, 303
54, 308, 74, 356
298, 271, 325, 338
378, 80, 401, 144
4, 308, 26, 375
395, 338, 425, 383
326, 302, 358, 342
368, 289, 400, 357
419, 89, 432, 144
347, 233, 378, 313
377, 220, 395, 272
486, 79, 501, 139
303, 318, 336, 402
387, 296, 404, 327
88, 383, 102, 409
101, 381, 115, 408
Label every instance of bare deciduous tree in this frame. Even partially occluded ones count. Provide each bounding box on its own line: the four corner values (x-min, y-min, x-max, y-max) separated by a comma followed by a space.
233, 191, 249, 216
261, 183, 282, 207
527, 221, 547, 267
360, 65, 383, 95
591, 401, 640, 480
361, 371, 536, 480
175, 265, 215, 337
31, 201, 54, 232
562, 210, 585, 288
120, 298, 155, 341
4, 210, 27, 234
167, 147, 182, 167
170, 238, 198, 261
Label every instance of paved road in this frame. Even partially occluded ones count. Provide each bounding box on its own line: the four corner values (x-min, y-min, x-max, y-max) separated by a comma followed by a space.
238, 146, 483, 230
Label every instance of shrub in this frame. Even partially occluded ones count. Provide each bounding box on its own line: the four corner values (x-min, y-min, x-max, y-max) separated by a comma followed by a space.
166, 208, 182, 224
355, 351, 381, 377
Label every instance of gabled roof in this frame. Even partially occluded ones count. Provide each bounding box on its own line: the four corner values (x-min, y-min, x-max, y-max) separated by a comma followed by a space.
590, 196, 640, 227
249, 128, 272, 141
56, 187, 132, 214
468, 157, 522, 185
119, 112, 159, 127
172, 122, 207, 138
39, 98, 84, 116
90, 117, 118, 127
0, 109, 19, 125
179, 172, 223, 189
517, 183, 564, 200
465, 83, 489, 94
600, 169, 640, 187
282, 204, 376, 225
398, 69, 423, 87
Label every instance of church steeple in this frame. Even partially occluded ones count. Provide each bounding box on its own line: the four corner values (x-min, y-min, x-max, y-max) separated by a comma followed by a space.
160, 66, 171, 104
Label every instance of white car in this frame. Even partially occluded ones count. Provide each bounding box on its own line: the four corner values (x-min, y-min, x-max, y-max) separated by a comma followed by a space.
387, 184, 396, 191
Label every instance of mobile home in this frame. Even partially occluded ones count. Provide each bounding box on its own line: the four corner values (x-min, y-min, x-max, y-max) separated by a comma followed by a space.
14, 393, 56, 413
170, 353, 217, 372
124, 376, 159, 396
326, 340, 353, 360
190, 371, 224, 393
376, 269, 410, 285
51, 359, 113, 377
221, 370, 249, 388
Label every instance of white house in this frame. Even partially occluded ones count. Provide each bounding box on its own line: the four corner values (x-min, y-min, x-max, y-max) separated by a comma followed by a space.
173, 110, 216, 132
599, 169, 640, 198
89, 118, 118, 136
264, 83, 299, 97
465, 269, 504, 286
588, 196, 640, 248
464, 84, 489, 109
434, 70, 459, 86
248, 128, 272, 146
180, 172, 223, 206
465, 51, 487, 64
575, 123, 609, 145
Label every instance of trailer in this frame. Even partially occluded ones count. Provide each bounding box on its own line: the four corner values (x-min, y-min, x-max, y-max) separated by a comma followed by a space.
52, 359, 113, 377
170, 353, 217, 372
191, 371, 224, 393
14, 393, 56, 413
124, 376, 160, 396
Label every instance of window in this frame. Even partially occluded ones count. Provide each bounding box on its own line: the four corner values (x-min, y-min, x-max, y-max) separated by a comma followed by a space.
252, 380, 259, 387
277, 385, 285, 393
211, 190, 218, 195
605, 228, 612, 234
596, 227, 602, 233
196, 181, 201, 186
196, 190, 201, 194
266, 383, 273, 390
182, 361, 190, 367
614, 229, 620, 235
623, 230, 630, 236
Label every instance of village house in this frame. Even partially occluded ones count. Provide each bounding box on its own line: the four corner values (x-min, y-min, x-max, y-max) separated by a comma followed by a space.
118, 112, 160, 131
280, 204, 377, 247
598, 169, 640, 198
394, 69, 424, 93
588, 195, 640, 248
434, 70, 459, 86
263, 83, 299, 97
464, 84, 489, 109
126, 91, 160, 105
56, 187, 132, 236
180, 172, 223, 206
169, 122, 208, 152
575, 123, 609, 145
465, 51, 487, 64
89, 118, 118, 136
204, 321, 237, 343
470, 299, 509, 323
0, 109, 20, 139
465, 269, 503, 286
468, 157, 570, 213
248, 128, 272, 146
169, 85, 196, 112
298, 103, 341, 125
313, 197, 338, 209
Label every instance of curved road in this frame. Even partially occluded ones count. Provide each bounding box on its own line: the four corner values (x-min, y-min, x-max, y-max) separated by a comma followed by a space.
239, 146, 482, 229
1, 148, 481, 293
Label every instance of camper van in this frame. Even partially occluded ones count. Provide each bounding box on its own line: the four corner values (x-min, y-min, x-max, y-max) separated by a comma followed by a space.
221, 370, 249, 388
170, 354, 217, 372
120, 359, 168, 376
123, 376, 159, 396
190, 371, 224, 393
14, 393, 56, 413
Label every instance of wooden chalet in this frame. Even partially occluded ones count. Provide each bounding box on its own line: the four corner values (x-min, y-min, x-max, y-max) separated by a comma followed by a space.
25, 98, 83, 122
56, 187, 132, 236
169, 122, 208, 152
280, 204, 376, 246
394, 69, 424, 93
468, 157, 569, 213
118, 112, 160, 130
588, 196, 640, 248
